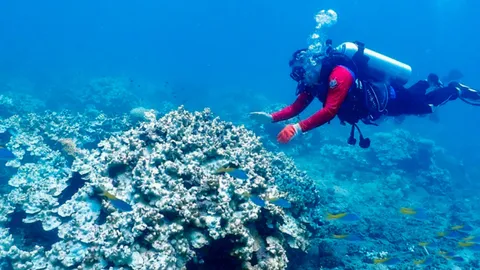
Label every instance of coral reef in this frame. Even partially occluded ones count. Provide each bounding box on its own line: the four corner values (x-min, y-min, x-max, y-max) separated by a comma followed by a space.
368, 129, 452, 195
0, 92, 45, 117
0, 80, 473, 270
79, 77, 141, 113
0, 109, 133, 267
270, 127, 466, 269
0, 110, 132, 150
0, 107, 320, 269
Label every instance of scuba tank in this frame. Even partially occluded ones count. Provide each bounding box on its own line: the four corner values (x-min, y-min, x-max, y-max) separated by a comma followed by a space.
335, 41, 412, 85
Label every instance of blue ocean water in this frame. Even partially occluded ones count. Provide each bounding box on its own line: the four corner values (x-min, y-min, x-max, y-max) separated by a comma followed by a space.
0, 0, 479, 269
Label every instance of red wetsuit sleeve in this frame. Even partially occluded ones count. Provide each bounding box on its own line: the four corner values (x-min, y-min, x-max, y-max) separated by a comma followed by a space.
271, 91, 314, 122
298, 65, 354, 132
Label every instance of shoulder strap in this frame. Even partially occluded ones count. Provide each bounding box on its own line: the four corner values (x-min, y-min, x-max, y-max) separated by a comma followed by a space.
351, 41, 370, 80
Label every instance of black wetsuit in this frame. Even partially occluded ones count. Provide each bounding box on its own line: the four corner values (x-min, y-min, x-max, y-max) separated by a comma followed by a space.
385, 80, 463, 116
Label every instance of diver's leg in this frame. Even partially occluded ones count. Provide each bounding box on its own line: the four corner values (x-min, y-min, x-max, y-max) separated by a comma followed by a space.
424, 84, 459, 107
386, 88, 433, 116
408, 79, 430, 97
425, 81, 480, 106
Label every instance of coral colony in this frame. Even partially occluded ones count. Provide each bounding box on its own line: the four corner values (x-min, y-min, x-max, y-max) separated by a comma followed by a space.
0, 78, 476, 269
0, 108, 314, 269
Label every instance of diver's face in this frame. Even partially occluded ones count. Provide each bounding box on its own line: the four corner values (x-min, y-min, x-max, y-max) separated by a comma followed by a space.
289, 49, 325, 84
290, 65, 306, 82
289, 50, 307, 82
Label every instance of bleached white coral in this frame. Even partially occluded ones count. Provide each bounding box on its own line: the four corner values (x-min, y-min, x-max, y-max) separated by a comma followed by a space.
0, 107, 317, 270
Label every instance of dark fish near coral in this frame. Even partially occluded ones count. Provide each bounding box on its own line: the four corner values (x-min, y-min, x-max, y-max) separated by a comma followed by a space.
226, 169, 248, 180
326, 212, 360, 222
102, 190, 133, 212
438, 251, 464, 261
214, 164, 248, 180
269, 198, 292, 208
249, 195, 266, 207
449, 256, 464, 262
0, 146, 15, 161
244, 193, 291, 209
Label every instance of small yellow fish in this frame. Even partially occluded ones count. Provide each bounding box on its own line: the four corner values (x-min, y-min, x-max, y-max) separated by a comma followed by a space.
332, 234, 362, 241
103, 190, 117, 200
332, 234, 348, 239
214, 164, 248, 180
451, 225, 464, 231
413, 257, 433, 265
326, 212, 360, 222
413, 259, 424, 265
373, 257, 401, 265
214, 163, 239, 174
327, 213, 348, 220
101, 190, 133, 212
437, 251, 463, 261
458, 241, 475, 248
463, 235, 477, 241
437, 231, 447, 238
450, 224, 474, 232
214, 166, 236, 174
373, 258, 389, 264
400, 207, 415, 214
418, 241, 437, 248
399, 207, 428, 220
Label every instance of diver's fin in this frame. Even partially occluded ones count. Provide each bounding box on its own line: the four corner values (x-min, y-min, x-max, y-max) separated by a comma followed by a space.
452, 82, 480, 106
442, 69, 463, 83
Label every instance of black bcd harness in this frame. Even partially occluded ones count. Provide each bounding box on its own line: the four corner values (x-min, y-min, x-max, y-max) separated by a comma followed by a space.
330, 40, 391, 149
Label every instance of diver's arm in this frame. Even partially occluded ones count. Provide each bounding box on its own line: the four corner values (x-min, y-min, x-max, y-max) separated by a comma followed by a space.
271, 92, 314, 122
298, 66, 353, 132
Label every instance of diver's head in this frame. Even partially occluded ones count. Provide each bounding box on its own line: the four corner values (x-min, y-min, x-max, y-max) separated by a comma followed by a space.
289, 49, 326, 85
289, 48, 308, 82
289, 48, 325, 85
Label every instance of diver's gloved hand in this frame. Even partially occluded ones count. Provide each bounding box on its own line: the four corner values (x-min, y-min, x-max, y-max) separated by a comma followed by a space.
277, 124, 302, 144
249, 112, 273, 123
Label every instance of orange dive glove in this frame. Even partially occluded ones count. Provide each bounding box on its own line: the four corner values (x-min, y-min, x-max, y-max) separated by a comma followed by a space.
277, 124, 302, 144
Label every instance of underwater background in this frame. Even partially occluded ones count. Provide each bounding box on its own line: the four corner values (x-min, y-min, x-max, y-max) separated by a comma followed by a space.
0, 0, 479, 269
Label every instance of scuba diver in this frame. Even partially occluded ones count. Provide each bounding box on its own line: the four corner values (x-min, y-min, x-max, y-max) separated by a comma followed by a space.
250, 40, 480, 148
